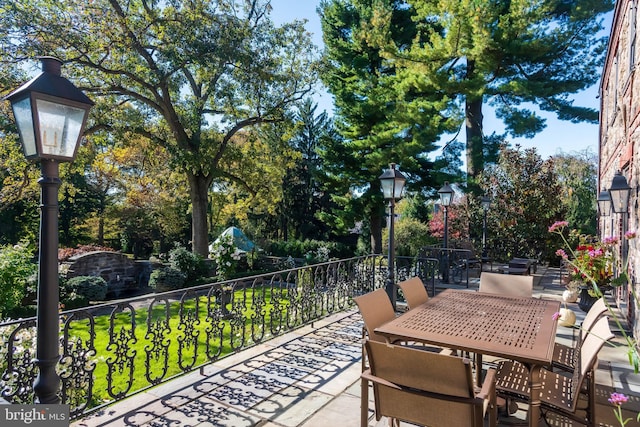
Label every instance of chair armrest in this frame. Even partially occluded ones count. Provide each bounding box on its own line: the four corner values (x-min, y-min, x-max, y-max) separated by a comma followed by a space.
476, 367, 497, 401
361, 369, 402, 390
478, 368, 498, 427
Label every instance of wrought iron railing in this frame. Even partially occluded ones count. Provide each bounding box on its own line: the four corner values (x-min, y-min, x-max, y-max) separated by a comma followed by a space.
0, 254, 438, 419
418, 246, 481, 287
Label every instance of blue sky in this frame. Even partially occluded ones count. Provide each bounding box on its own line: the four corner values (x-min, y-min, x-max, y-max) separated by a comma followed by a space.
269, 0, 607, 160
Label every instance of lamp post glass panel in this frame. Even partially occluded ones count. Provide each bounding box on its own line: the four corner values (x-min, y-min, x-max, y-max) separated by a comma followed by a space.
379, 163, 406, 309
438, 182, 454, 283
5, 57, 93, 404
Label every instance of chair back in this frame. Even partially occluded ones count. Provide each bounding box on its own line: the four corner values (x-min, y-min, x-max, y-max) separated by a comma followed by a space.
365, 340, 485, 426
579, 297, 608, 341
569, 316, 614, 411
353, 288, 396, 342
397, 277, 429, 309
479, 272, 533, 297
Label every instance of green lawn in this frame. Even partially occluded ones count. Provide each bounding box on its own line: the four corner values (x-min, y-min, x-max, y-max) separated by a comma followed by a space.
60, 285, 309, 408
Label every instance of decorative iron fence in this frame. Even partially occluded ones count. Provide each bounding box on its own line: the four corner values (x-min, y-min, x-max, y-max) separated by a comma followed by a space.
418, 246, 480, 287
0, 254, 438, 419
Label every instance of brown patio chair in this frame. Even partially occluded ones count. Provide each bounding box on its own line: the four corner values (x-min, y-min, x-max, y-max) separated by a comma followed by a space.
495, 316, 614, 426
353, 288, 449, 426
397, 276, 429, 310
363, 340, 497, 427
353, 288, 398, 345
552, 297, 609, 372
479, 271, 533, 297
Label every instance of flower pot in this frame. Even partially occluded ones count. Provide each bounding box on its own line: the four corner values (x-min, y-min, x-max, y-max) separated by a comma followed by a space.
558, 308, 576, 327
577, 287, 600, 313
562, 289, 578, 303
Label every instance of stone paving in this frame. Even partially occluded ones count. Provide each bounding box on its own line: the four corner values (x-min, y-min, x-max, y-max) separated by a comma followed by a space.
72, 266, 640, 427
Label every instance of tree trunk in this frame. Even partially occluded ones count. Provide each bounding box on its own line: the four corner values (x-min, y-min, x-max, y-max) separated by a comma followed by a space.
188, 173, 213, 257
97, 214, 104, 246
465, 61, 484, 181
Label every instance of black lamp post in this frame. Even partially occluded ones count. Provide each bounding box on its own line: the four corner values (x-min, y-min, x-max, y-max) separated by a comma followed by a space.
597, 189, 612, 236
609, 171, 631, 215
608, 171, 631, 271
5, 57, 93, 404
438, 182, 454, 283
379, 163, 406, 310
481, 196, 491, 261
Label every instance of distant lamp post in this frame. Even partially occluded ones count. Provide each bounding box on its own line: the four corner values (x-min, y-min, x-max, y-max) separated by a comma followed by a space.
481, 196, 491, 260
597, 190, 612, 217
438, 182, 454, 283
5, 57, 93, 404
597, 189, 612, 238
379, 163, 406, 310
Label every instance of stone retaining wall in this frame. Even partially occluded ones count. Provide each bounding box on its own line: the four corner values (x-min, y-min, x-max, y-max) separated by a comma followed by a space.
65, 251, 157, 298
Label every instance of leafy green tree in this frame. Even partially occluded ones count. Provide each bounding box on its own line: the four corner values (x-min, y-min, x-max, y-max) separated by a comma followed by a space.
0, 66, 40, 245
319, 0, 457, 253
553, 150, 598, 236
369, 0, 613, 180
478, 145, 564, 262
0, 241, 36, 318
0, 0, 319, 256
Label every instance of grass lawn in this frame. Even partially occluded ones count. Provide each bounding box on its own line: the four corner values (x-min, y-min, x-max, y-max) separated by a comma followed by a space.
61, 285, 311, 409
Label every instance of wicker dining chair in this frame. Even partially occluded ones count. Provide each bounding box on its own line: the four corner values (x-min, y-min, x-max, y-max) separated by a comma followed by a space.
479, 272, 533, 297
353, 288, 451, 427
552, 297, 608, 372
397, 276, 429, 310
495, 316, 614, 426
363, 340, 497, 427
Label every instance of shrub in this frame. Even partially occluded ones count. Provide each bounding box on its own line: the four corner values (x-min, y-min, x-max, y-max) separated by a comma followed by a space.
168, 245, 207, 282
266, 239, 352, 259
387, 218, 435, 257
149, 267, 186, 292
209, 234, 243, 280
65, 276, 108, 302
0, 241, 36, 319
61, 292, 90, 310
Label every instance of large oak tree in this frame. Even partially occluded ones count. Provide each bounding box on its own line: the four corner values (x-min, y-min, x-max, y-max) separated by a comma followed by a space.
0, 0, 318, 256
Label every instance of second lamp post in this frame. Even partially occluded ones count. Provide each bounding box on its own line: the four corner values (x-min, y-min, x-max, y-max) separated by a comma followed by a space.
438, 182, 454, 283
379, 163, 406, 310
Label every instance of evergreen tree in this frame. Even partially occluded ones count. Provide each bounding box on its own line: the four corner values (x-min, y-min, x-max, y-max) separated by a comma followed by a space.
319, 0, 457, 253
370, 0, 613, 181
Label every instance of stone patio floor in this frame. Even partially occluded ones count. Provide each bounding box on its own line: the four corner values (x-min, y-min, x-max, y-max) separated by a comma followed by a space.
72, 266, 640, 427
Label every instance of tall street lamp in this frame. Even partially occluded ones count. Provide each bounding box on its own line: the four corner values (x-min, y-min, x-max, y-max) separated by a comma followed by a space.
438, 182, 454, 283
5, 57, 93, 404
379, 163, 406, 310
481, 196, 491, 269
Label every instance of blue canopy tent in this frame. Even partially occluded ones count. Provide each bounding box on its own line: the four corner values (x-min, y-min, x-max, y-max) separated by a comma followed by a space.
210, 226, 256, 253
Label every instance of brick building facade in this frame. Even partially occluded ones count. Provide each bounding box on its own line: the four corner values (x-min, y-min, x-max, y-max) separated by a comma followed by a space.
600, 0, 640, 336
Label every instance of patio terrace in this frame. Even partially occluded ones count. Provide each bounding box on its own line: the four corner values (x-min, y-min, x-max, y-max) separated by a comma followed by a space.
69, 266, 640, 427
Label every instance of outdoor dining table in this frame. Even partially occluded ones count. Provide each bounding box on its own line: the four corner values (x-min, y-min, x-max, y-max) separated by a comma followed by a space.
374, 289, 560, 427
